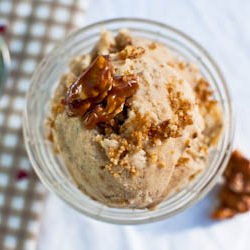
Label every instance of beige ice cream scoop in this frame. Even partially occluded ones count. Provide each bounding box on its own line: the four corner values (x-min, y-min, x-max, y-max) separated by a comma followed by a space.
49, 30, 223, 209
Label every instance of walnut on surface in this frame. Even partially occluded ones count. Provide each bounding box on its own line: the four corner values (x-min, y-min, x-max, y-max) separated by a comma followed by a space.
212, 150, 250, 220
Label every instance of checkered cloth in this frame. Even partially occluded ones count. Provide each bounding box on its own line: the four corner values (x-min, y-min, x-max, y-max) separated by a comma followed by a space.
0, 1, 87, 249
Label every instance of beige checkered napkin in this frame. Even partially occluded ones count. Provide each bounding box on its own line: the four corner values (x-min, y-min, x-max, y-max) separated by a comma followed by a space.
0, 0, 86, 249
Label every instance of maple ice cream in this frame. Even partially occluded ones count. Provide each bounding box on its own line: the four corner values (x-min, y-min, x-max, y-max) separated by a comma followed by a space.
49, 30, 223, 208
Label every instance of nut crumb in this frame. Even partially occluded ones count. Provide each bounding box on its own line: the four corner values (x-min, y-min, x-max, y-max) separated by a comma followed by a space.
176, 157, 190, 167
157, 162, 165, 169
119, 45, 145, 60
148, 42, 157, 50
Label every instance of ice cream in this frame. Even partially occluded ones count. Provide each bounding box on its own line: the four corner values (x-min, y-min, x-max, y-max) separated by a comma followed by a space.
49, 30, 223, 209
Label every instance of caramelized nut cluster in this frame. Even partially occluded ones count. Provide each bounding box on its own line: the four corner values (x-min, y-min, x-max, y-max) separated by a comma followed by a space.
194, 78, 217, 110
149, 85, 193, 142
119, 45, 145, 60
212, 151, 250, 220
64, 55, 138, 128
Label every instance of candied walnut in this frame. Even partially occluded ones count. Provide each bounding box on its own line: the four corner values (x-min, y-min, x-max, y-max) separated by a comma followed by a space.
64, 55, 113, 116
212, 150, 250, 220
211, 207, 236, 220
224, 150, 250, 188
64, 55, 138, 128
97, 99, 130, 135
219, 187, 250, 212
85, 75, 138, 128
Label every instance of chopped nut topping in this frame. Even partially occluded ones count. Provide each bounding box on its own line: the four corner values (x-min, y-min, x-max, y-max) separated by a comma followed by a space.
85, 74, 138, 128
157, 162, 165, 169
148, 84, 193, 142
148, 42, 157, 50
63, 55, 138, 128
167, 62, 175, 68
148, 152, 158, 164
64, 55, 113, 116
149, 120, 174, 140
130, 166, 137, 176
120, 112, 152, 149
51, 99, 65, 115
185, 139, 191, 147
212, 150, 250, 220
119, 45, 145, 60
177, 62, 186, 70
176, 157, 190, 167
167, 84, 193, 128
194, 78, 217, 111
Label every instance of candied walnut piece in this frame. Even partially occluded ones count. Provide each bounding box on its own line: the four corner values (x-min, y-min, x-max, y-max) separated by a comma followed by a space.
64, 55, 113, 116
85, 75, 138, 128
64, 55, 138, 128
212, 150, 250, 220
211, 207, 236, 220
224, 150, 250, 190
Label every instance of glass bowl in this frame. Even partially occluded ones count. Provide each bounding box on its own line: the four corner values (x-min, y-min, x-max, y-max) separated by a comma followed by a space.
23, 18, 234, 224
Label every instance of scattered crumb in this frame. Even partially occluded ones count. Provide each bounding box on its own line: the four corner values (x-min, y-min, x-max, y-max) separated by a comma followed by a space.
148, 42, 157, 50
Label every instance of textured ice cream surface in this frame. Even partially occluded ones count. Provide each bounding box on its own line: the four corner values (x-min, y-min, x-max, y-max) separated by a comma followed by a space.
49, 29, 223, 208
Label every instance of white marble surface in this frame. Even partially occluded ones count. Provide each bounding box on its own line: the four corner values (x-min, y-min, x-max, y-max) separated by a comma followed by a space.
38, 0, 250, 249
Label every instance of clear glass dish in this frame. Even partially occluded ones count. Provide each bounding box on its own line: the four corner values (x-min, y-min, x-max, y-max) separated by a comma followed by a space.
23, 18, 234, 224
